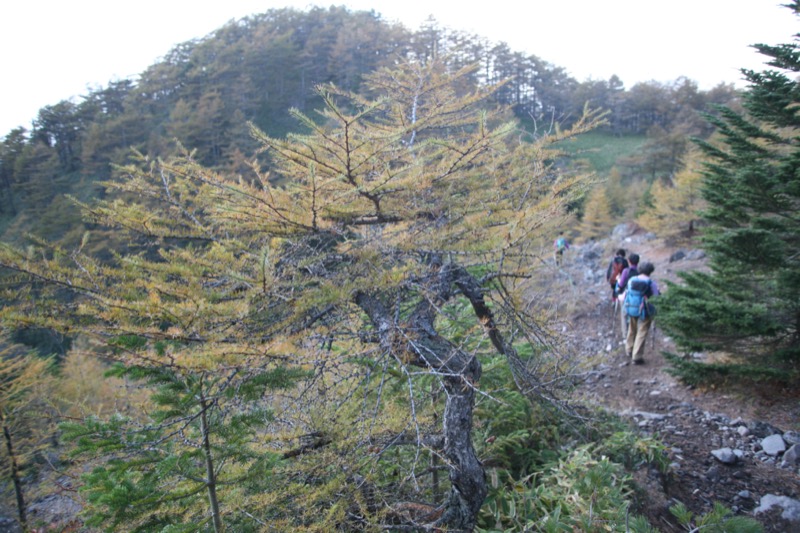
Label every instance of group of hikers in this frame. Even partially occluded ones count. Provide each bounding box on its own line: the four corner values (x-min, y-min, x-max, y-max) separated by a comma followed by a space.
605, 249, 660, 365
553, 235, 659, 365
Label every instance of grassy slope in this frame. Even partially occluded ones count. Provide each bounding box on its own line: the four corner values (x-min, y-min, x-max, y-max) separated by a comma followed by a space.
556, 131, 646, 175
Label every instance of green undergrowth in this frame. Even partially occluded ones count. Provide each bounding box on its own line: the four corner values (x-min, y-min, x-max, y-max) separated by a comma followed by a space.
669, 501, 762, 533
473, 360, 668, 532
472, 352, 764, 532
473, 387, 760, 531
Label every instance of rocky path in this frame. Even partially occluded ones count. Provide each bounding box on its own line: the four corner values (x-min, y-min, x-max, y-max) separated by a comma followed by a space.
563, 230, 800, 532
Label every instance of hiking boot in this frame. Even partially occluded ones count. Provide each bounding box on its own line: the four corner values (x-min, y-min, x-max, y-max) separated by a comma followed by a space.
633, 359, 645, 365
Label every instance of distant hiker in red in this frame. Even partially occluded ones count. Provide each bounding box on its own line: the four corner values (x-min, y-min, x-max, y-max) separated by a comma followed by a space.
605, 249, 628, 302
553, 232, 569, 266
623, 261, 660, 364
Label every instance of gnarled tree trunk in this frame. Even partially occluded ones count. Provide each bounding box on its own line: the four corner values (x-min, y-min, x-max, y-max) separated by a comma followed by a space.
355, 262, 488, 531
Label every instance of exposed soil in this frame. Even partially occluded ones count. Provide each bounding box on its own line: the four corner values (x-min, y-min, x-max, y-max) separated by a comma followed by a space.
563, 228, 800, 532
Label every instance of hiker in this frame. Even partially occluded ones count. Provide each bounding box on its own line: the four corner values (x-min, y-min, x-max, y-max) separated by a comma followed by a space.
616, 253, 639, 296
605, 249, 629, 302
553, 232, 569, 266
623, 261, 660, 364
615, 253, 640, 336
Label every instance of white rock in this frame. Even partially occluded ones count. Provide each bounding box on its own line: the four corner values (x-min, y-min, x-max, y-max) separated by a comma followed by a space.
762, 434, 787, 456
711, 448, 738, 464
755, 494, 800, 522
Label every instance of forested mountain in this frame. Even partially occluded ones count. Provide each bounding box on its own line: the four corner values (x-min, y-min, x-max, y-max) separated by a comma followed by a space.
0, 6, 737, 246
2, 4, 798, 532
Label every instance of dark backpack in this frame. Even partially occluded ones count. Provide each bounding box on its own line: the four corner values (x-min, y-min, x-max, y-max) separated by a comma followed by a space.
624, 278, 654, 319
616, 266, 638, 293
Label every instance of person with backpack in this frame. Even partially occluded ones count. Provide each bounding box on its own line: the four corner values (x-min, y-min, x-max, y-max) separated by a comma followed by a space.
623, 261, 660, 364
616, 253, 639, 296
614, 253, 640, 336
553, 232, 569, 266
605, 249, 629, 302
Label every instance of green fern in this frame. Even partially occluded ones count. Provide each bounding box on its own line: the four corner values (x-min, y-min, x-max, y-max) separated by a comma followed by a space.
669, 501, 762, 533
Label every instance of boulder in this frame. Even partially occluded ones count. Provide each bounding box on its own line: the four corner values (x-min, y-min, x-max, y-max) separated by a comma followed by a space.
781, 444, 800, 468
755, 494, 800, 522
669, 250, 686, 262
711, 447, 738, 465
685, 249, 706, 260
577, 241, 604, 264
762, 434, 787, 456
611, 223, 639, 239
783, 430, 800, 446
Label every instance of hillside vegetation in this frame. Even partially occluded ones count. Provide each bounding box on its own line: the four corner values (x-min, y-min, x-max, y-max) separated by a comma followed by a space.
1, 3, 798, 532
1, 6, 736, 247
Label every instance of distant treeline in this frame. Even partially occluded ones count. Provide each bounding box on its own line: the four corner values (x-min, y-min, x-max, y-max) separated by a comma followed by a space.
0, 6, 738, 242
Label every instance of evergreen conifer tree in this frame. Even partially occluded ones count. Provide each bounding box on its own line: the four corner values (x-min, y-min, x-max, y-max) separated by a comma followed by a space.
659, 2, 800, 379
0, 58, 602, 531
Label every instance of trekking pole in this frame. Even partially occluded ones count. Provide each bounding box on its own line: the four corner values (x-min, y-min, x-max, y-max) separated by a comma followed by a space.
620, 302, 628, 341
651, 318, 656, 350
611, 298, 618, 337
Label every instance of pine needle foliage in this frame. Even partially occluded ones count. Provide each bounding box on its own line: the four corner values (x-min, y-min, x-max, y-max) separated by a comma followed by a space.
658, 2, 800, 380
578, 186, 614, 242
636, 148, 706, 242
0, 57, 603, 531
59, 360, 292, 532
0, 346, 55, 531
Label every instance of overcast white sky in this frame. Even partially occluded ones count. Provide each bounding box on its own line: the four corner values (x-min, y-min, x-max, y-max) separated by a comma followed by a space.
1, 1, 797, 135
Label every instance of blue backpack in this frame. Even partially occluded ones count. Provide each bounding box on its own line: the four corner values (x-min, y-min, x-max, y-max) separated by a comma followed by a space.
624, 278, 654, 319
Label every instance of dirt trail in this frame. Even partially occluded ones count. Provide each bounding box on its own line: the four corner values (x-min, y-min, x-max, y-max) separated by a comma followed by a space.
561, 231, 800, 532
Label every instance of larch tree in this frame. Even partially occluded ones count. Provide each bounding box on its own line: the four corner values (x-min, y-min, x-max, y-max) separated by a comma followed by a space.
636, 148, 706, 242
0, 347, 55, 532
578, 185, 614, 241
659, 2, 800, 380
604, 167, 628, 218
0, 58, 601, 531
